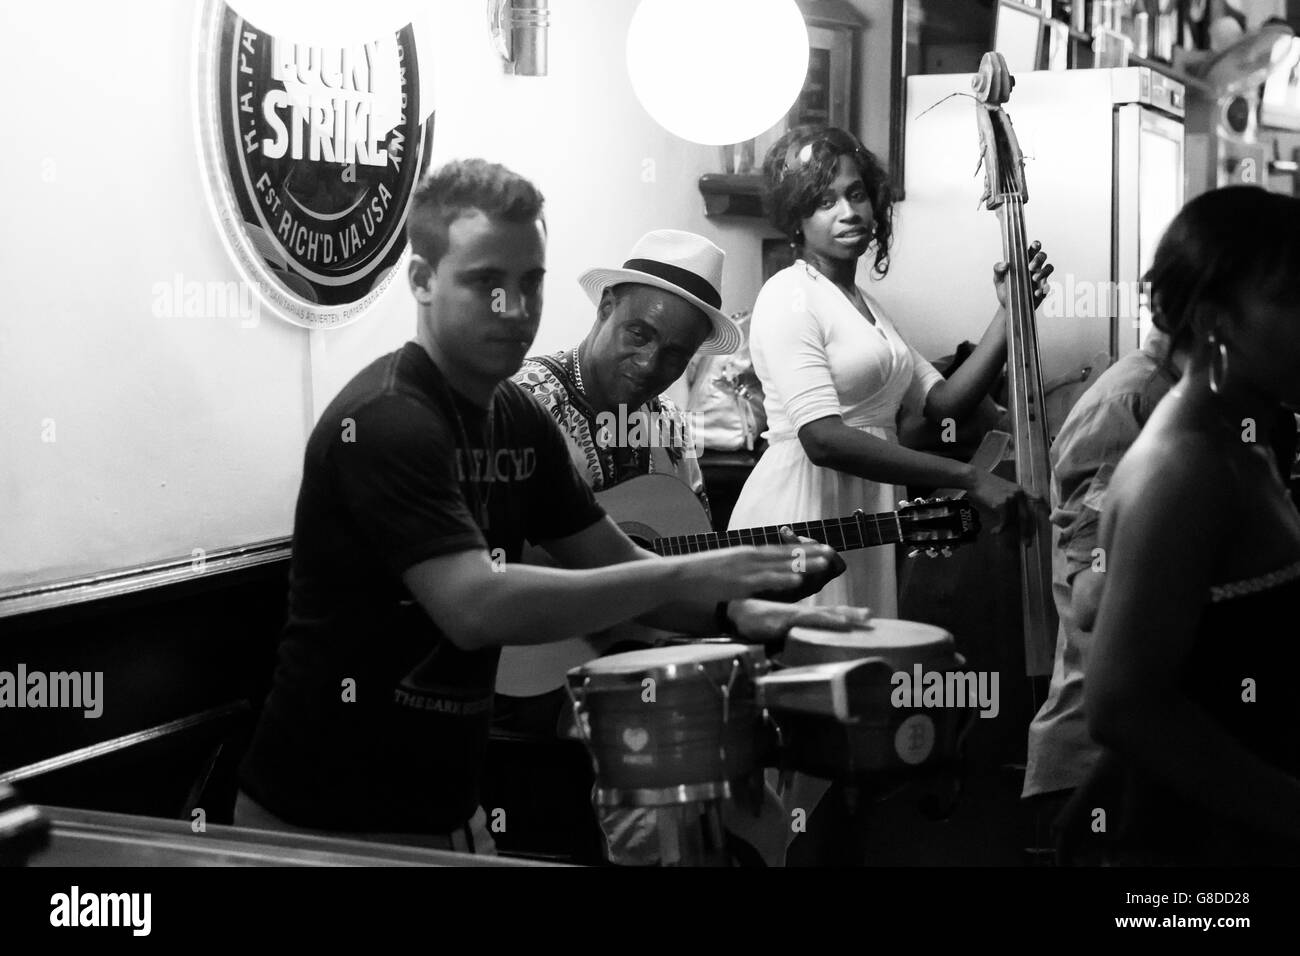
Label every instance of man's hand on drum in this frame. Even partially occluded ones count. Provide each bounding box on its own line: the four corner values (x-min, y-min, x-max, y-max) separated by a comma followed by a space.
676, 538, 840, 601
676, 541, 837, 600
753, 526, 847, 602
728, 600, 874, 647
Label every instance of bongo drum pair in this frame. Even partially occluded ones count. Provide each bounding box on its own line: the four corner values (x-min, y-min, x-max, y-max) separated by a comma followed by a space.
566, 620, 971, 806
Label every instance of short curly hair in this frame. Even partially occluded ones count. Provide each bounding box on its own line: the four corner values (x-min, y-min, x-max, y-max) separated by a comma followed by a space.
407, 158, 546, 268
762, 126, 894, 277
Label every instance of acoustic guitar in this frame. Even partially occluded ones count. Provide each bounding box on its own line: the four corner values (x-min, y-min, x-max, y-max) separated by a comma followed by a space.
495, 474, 980, 697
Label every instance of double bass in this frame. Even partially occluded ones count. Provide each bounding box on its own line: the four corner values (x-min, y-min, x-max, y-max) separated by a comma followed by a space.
971, 53, 1058, 677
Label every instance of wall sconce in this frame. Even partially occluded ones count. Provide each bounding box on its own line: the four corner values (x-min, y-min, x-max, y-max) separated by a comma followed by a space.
487, 0, 549, 76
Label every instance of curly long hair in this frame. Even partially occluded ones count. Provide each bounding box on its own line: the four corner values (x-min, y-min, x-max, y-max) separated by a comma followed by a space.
762, 126, 895, 278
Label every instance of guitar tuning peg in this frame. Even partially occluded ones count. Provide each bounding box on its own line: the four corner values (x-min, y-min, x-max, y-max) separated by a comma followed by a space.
941, 547, 953, 558
926, 548, 938, 558
907, 548, 920, 558
913, 497, 925, 505
898, 500, 909, 509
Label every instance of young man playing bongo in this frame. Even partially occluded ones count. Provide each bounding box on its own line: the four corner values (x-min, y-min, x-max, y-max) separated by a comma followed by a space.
236, 159, 868, 853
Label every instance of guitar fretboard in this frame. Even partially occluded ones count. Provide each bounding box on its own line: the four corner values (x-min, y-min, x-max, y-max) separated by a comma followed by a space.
650, 513, 898, 556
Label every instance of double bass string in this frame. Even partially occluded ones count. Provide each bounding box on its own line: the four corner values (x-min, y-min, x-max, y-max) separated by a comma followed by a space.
1009, 195, 1049, 483
1005, 189, 1055, 686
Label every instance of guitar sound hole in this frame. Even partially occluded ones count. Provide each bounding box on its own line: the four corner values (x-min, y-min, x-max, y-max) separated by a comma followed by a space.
617, 520, 661, 553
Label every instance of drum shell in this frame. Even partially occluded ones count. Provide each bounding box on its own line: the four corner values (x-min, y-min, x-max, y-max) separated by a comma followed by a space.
770, 622, 969, 777
773, 702, 967, 778
568, 645, 768, 802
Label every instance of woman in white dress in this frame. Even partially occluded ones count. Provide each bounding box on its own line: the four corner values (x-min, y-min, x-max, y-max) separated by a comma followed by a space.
730, 127, 1053, 618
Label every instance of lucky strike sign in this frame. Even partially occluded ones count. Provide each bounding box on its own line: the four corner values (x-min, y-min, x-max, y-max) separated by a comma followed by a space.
196, 1, 433, 327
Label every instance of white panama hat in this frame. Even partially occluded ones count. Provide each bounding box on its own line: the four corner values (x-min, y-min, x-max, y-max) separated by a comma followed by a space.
577, 230, 741, 355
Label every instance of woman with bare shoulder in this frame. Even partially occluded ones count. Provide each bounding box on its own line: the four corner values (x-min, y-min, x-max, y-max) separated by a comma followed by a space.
1060, 186, 1300, 865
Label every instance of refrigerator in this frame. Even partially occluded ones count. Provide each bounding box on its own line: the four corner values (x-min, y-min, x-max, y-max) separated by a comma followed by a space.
872, 67, 1186, 409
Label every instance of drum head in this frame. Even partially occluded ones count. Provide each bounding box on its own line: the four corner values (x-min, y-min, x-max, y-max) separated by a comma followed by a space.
570, 642, 760, 683
782, 619, 954, 671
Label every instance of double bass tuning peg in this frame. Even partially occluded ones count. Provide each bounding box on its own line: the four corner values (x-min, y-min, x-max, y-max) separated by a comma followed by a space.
971, 51, 1015, 105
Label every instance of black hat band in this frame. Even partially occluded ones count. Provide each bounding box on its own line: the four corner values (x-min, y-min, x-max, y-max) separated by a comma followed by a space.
622, 258, 721, 309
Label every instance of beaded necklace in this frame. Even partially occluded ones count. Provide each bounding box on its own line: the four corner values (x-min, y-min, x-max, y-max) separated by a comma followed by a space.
571, 345, 587, 394
569, 345, 645, 483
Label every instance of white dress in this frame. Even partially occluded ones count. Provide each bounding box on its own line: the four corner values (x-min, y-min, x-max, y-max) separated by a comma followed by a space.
728, 261, 944, 617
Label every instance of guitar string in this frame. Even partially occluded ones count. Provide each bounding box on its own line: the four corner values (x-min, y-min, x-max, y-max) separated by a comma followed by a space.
660, 516, 874, 555
653, 506, 968, 555
744, 511, 911, 553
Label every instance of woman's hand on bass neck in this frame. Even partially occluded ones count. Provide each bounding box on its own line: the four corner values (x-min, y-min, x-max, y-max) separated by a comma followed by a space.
993, 240, 1053, 313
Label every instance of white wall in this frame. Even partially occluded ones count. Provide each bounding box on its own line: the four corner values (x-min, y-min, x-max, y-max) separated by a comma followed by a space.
0, 0, 780, 591
312, 0, 772, 411
1, 0, 312, 589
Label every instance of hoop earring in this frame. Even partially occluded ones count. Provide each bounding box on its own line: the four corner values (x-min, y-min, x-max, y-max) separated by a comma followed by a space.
1208, 332, 1230, 396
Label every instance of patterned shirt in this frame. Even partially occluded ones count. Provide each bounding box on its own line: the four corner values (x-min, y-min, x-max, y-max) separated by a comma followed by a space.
512, 350, 710, 519
510, 349, 713, 867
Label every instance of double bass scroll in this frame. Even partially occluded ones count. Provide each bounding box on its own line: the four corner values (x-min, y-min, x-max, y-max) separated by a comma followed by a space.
971, 52, 1058, 677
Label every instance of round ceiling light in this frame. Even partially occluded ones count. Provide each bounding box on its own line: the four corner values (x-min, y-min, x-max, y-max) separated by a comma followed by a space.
626, 0, 809, 146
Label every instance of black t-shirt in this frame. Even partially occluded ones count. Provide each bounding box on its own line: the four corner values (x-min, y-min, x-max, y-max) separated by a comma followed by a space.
239, 342, 604, 833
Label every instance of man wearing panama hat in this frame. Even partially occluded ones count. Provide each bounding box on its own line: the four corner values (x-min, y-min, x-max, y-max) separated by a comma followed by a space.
577, 228, 744, 353
500, 230, 843, 865
510, 230, 739, 527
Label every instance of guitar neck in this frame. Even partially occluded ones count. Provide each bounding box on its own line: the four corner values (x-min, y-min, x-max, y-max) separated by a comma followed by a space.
650, 512, 900, 556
